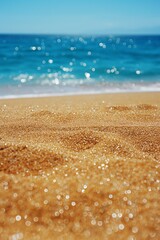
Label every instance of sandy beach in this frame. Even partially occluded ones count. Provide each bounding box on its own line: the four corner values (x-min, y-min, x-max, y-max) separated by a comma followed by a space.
0, 92, 160, 240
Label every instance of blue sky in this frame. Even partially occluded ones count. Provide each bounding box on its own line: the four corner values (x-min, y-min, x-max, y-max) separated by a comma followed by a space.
0, 0, 160, 34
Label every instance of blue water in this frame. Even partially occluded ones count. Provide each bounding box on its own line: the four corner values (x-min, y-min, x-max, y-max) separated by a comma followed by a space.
0, 34, 160, 98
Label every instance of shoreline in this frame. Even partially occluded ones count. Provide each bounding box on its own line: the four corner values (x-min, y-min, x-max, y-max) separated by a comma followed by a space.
0, 90, 160, 100
0, 81, 160, 100
0, 92, 160, 107
0, 92, 160, 240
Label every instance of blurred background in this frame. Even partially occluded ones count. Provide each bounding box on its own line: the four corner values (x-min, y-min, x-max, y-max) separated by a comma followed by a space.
0, 0, 160, 97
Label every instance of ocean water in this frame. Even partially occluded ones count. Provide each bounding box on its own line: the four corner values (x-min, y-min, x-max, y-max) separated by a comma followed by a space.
0, 34, 160, 98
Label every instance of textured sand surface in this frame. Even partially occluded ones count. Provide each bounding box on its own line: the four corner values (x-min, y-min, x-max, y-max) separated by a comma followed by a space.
0, 92, 160, 240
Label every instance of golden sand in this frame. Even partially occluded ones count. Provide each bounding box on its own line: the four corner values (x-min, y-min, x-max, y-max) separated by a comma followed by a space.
0, 92, 160, 240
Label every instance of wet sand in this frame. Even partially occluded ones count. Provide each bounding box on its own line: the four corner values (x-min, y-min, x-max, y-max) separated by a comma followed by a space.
0, 92, 160, 240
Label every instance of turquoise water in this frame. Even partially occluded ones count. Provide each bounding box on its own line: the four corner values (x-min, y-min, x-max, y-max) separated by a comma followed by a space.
0, 34, 160, 98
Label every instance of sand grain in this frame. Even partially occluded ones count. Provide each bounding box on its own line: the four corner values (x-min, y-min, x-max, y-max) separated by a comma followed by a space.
0, 92, 160, 240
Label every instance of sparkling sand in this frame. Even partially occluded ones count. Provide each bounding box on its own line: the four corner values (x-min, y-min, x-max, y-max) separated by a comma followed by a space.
0, 92, 160, 240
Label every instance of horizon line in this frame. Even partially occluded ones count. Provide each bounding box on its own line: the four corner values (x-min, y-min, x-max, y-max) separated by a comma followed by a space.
0, 32, 160, 36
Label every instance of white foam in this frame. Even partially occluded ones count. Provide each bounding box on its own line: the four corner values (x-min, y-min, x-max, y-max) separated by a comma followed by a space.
0, 81, 160, 99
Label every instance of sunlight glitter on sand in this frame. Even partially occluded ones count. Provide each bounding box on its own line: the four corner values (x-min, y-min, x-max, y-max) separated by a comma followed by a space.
0, 92, 160, 240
